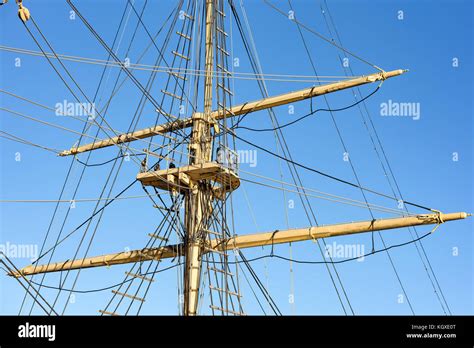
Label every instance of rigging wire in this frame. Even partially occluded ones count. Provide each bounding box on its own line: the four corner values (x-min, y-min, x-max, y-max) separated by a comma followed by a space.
55, 156, 126, 314
322, 0, 451, 315
0, 123, 410, 216
0, 127, 405, 216
239, 169, 413, 215
227, 126, 433, 212
23, 18, 157, 157
0, 107, 185, 166
16, 1, 189, 314
19, 15, 173, 197
232, 0, 352, 314
210, 198, 282, 315
0, 45, 362, 83
0, 193, 164, 203
25, 263, 182, 294
128, 0, 195, 314
1, 254, 58, 315
239, 177, 414, 216
0, 88, 179, 144
25, 140, 188, 311
222, 0, 255, 315
67, 0, 196, 137
0, 106, 192, 192
75, 153, 143, 167
28, 179, 138, 266
216, 230, 433, 266
235, 84, 381, 132
0, 130, 61, 154
263, 0, 384, 72
286, 0, 414, 314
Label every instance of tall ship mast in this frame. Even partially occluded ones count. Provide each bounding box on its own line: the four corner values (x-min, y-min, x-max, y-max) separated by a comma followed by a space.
0, 0, 471, 316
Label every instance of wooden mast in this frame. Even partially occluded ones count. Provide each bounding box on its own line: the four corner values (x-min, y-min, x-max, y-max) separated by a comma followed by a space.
182, 0, 216, 316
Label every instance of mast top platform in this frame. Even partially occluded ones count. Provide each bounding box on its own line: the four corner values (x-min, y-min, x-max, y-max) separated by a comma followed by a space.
137, 161, 240, 195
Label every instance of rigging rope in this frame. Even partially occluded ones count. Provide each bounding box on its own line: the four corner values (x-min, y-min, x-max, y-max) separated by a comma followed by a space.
263, 0, 384, 72
232, 0, 352, 314
321, 0, 451, 315
25, 263, 181, 294
0, 45, 361, 83
228, 127, 433, 212
217, 230, 434, 266
0, 130, 60, 154
286, 0, 415, 314
235, 84, 381, 132
16, 1, 190, 314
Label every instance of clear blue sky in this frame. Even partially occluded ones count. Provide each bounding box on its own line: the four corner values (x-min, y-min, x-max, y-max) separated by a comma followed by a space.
0, 0, 472, 315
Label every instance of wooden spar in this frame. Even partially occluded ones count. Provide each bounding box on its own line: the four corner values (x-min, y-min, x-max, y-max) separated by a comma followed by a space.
58, 118, 193, 157
11, 212, 469, 277
58, 69, 407, 156
218, 212, 469, 250
10, 245, 181, 277
209, 69, 406, 119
